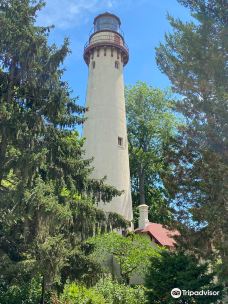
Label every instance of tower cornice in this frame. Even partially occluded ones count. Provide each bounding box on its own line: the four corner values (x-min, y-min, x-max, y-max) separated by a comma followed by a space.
83, 31, 129, 66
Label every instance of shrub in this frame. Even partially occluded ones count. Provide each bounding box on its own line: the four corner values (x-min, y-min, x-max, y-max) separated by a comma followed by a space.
57, 277, 147, 304
95, 276, 147, 304
59, 282, 106, 304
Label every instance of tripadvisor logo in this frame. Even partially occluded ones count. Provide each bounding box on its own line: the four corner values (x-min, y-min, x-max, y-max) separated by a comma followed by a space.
171, 288, 182, 298
171, 288, 220, 298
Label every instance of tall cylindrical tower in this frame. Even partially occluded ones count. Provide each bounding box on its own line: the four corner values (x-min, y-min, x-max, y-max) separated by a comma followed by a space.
83, 12, 133, 222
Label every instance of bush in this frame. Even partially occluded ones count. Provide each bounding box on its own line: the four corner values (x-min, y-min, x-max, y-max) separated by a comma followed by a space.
56, 277, 147, 304
59, 282, 106, 304
95, 276, 147, 304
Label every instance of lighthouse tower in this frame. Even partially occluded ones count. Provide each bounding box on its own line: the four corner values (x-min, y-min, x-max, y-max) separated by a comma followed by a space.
83, 12, 133, 222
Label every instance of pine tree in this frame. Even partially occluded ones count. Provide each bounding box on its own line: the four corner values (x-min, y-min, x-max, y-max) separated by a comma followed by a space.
0, 1, 126, 302
156, 0, 228, 283
145, 251, 223, 304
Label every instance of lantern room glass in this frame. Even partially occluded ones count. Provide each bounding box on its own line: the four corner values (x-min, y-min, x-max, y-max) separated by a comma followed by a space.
94, 16, 120, 33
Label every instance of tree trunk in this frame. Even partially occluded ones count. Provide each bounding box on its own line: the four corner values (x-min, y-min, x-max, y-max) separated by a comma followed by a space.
40, 275, 45, 304
0, 129, 7, 185
138, 165, 145, 204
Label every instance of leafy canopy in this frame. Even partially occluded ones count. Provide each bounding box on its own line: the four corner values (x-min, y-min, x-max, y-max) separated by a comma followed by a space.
125, 81, 180, 225
88, 232, 159, 284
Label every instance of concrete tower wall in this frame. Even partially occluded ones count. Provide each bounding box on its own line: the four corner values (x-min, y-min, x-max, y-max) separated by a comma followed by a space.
83, 31, 133, 222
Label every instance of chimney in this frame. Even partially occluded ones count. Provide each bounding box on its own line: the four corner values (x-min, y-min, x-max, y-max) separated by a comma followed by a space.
138, 204, 150, 229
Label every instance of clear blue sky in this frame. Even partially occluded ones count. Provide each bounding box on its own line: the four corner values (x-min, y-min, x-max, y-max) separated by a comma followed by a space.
37, 0, 192, 114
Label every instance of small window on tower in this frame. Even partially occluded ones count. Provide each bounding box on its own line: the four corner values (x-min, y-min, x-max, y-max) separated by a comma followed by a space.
92, 61, 95, 69
115, 61, 119, 69
118, 136, 123, 147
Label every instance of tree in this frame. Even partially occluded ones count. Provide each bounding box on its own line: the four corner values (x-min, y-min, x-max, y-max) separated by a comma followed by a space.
156, 0, 228, 282
88, 232, 159, 284
0, 275, 42, 304
0, 0, 126, 302
145, 251, 223, 304
125, 81, 179, 225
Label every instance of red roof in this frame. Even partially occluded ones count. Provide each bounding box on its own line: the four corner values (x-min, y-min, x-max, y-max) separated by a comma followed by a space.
135, 223, 180, 248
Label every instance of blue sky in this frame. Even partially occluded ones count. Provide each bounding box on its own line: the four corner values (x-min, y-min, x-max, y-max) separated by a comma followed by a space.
37, 0, 191, 117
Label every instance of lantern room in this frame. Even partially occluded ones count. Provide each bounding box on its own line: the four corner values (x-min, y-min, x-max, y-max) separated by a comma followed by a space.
94, 12, 121, 33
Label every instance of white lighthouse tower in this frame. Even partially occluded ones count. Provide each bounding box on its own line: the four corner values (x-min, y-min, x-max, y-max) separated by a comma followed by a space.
83, 12, 133, 222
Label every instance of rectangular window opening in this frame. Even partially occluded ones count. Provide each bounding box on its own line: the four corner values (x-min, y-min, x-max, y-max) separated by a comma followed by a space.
118, 136, 123, 146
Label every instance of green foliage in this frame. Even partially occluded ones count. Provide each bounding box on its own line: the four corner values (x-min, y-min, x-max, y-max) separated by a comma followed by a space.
95, 276, 148, 304
156, 0, 228, 282
55, 277, 147, 304
125, 81, 180, 226
58, 282, 106, 304
60, 249, 104, 288
0, 0, 125, 301
88, 232, 159, 284
0, 275, 42, 304
145, 251, 223, 304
